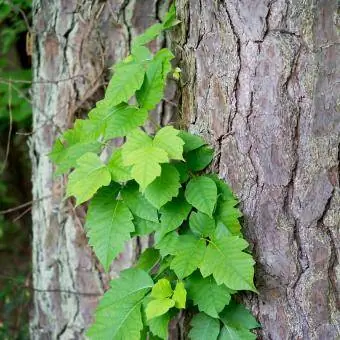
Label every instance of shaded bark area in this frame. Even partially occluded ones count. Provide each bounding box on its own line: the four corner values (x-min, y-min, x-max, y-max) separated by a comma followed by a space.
175, 0, 339, 339
30, 0, 174, 338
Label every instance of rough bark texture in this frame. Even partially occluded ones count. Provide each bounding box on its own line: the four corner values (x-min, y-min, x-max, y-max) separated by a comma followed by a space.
30, 1, 174, 338
174, 0, 339, 339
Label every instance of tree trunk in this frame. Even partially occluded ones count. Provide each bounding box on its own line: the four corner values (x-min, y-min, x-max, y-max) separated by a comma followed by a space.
29, 1, 173, 338
174, 0, 339, 339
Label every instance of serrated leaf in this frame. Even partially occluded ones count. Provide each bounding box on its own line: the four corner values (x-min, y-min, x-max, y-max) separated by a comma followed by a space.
179, 131, 206, 153
131, 45, 152, 63
151, 279, 173, 299
208, 174, 237, 202
186, 272, 231, 318
146, 298, 175, 320
122, 130, 169, 191
199, 235, 256, 292
170, 235, 206, 278
85, 186, 135, 271
172, 281, 186, 308
185, 145, 214, 171
153, 126, 184, 160
189, 211, 216, 237
188, 313, 220, 340
66, 152, 111, 205
105, 62, 145, 106
107, 148, 132, 182
136, 59, 165, 110
132, 23, 163, 47
136, 248, 161, 272
215, 200, 242, 236
157, 191, 192, 239
121, 181, 158, 222
185, 176, 217, 217
132, 216, 160, 236
220, 300, 260, 330
86, 268, 153, 340
148, 313, 170, 340
218, 326, 256, 340
89, 102, 148, 140
144, 164, 181, 209
155, 232, 179, 257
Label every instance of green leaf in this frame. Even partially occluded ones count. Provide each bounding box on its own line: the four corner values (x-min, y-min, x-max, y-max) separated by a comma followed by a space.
85, 186, 135, 271
144, 164, 181, 209
86, 268, 153, 340
179, 131, 206, 153
105, 61, 145, 106
199, 235, 256, 292
155, 232, 179, 257
220, 300, 260, 330
185, 145, 214, 171
185, 176, 217, 217
131, 45, 152, 63
146, 298, 175, 320
122, 130, 169, 191
157, 191, 192, 239
132, 216, 160, 236
107, 148, 132, 182
172, 281, 186, 308
151, 279, 173, 299
121, 181, 158, 222
132, 23, 163, 47
189, 211, 215, 237
188, 313, 220, 340
215, 200, 242, 236
170, 235, 206, 279
186, 272, 231, 318
162, 4, 181, 29
153, 48, 175, 81
173, 162, 189, 183
136, 59, 165, 110
207, 174, 237, 202
153, 126, 184, 160
89, 102, 148, 140
66, 153, 111, 205
148, 313, 170, 340
218, 326, 256, 340
136, 248, 161, 272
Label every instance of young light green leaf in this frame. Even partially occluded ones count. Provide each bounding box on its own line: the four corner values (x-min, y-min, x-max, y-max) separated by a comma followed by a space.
121, 181, 158, 222
189, 211, 216, 237
162, 4, 181, 29
185, 145, 214, 171
220, 300, 260, 330
179, 131, 206, 153
147, 313, 170, 340
105, 62, 145, 106
153, 126, 184, 160
157, 191, 192, 238
151, 279, 173, 299
170, 235, 206, 279
146, 298, 175, 320
86, 268, 153, 340
85, 186, 135, 271
199, 236, 256, 292
66, 152, 111, 205
132, 23, 163, 47
131, 45, 152, 63
123, 128, 153, 152
186, 272, 231, 318
188, 313, 220, 340
144, 164, 181, 209
185, 176, 217, 217
218, 326, 256, 340
89, 102, 148, 140
172, 281, 186, 309
107, 148, 132, 182
215, 200, 242, 236
136, 248, 161, 272
153, 48, 175, 81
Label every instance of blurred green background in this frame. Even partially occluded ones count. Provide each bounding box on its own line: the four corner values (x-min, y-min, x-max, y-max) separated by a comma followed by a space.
0, 0, 32, 338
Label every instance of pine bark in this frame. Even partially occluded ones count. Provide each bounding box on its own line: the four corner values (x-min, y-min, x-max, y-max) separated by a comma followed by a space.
174, 0, 339, 339
30, 1, 173, 338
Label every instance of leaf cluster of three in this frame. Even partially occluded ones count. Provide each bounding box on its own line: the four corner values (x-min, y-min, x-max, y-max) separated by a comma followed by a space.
50, 5, 258, 340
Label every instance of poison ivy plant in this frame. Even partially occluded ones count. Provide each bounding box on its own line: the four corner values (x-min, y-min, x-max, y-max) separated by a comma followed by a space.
50, 4, 259, 339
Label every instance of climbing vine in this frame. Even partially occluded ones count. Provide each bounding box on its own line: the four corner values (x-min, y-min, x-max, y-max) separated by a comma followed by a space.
51, 5, 259, 340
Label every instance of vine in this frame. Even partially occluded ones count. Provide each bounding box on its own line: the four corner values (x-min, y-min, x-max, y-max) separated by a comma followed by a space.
51, 5, 259, 340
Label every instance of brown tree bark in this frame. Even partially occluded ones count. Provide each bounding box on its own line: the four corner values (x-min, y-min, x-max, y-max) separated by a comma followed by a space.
174, 0, 339, 339
29, 1, 174, 338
